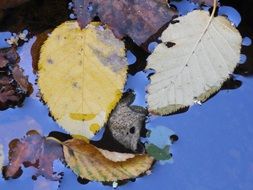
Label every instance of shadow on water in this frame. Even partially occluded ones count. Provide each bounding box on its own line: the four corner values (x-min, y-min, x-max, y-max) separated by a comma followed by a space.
1, 0, 253, 189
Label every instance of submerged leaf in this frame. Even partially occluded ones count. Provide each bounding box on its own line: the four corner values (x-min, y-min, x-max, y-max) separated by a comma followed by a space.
3, 131, 63, 180
146, 10, 242, 115
108, 92, 147, 151
63, 139, 154, 182
73, 0, 177, 46
38, 21, 128, 139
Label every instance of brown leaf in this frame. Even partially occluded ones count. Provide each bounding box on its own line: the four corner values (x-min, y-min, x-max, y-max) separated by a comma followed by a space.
3, 131, 63, 181
0, 48, 33, 110
0, 85, 20, 104
12, 65, 33, 94
0, 55, 8, 68
63, 139, 154, 182
73, 0, 177, 45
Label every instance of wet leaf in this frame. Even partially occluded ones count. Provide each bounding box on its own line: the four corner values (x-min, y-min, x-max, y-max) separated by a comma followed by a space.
73, 0, 177, 46
0, 0, 30, 9
108, 91, 147, 151
3, 131, 63, 181
145, 144, 171, 161
63, 139, 154, 182
38, 21, 128, 139
0, 54, 8, 68
146, 10, 242, 115
0, 144, 3, 171
0, 48, 33, 110
12, 66, 33, 94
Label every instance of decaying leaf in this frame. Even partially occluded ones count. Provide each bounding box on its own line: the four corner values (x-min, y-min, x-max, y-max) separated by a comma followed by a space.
73, 0, 177, 46
0, 144, 4, 171
146, 10, 242, 115
0, 48, 33, 110
38, 21, 128, 139
108, 92, 147, 151
63, 139, 154, 182
3, 131, 63, 180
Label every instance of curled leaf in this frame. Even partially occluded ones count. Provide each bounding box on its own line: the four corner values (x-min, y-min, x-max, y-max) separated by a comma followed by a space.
3, 131, 63, 181
63, 139, 154, 182
146, 10, 242, 115
38, 21, 128, 139
73, 0, 177, 45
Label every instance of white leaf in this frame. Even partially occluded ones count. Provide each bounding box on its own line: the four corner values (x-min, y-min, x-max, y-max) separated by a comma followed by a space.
146, 10, 242, 115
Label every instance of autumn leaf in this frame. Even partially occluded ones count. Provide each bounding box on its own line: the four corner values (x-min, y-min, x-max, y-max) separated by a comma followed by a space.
0, 48, 33, 110
108, 91, 147, 151
146, 8, 242, 115
63, 139, 154, 182
73, 0, 177, 46
38, 21, 128, 139
3, 131, 63, 181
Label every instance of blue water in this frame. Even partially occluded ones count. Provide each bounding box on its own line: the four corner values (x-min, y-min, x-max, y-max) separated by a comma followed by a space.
1, 0, 253, 190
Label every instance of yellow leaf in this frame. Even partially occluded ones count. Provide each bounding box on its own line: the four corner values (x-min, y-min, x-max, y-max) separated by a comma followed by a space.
146, 9, 242, 115
38, 21, 128, 138
63, 139, 154, 182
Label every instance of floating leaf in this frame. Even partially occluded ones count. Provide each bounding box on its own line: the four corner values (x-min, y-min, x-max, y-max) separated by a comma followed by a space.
0, 48, 33, 110
63, 139, 154, 182
146, 10, 242, 115
38, 21, 128, 139
3, 131, 63, 180
73, 0, 177, 46
108, 91, 147, 151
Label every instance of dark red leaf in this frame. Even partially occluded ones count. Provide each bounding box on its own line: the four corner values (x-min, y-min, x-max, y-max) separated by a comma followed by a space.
73, 0, 177, 45
0, 48, 33, 110
3, 131, 63, 181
